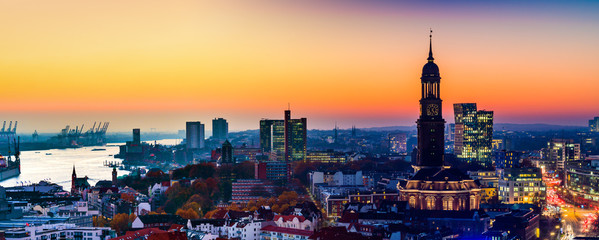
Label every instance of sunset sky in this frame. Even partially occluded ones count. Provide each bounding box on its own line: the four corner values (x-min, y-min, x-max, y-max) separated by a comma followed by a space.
1, 0, 598, 133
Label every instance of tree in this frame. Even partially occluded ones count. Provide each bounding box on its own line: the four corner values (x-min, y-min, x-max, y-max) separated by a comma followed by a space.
93, 216, 110, 227
110, 213, 132, 235
176, 208, 199, 219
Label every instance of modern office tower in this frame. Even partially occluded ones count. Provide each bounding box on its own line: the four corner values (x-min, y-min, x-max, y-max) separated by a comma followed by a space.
221, 140, 234, 165
399, 34, 481, 211
212, 118, 228, 141
546, 139, 581, 170
260, 110, 307, 162
590, 117, 599, 132
260, 119, 285, 160
453, 103, 494, 168
388, 133, 408, 154
186, 121, 205, 150
284, 110, 307, 162
445, 123, 455, 152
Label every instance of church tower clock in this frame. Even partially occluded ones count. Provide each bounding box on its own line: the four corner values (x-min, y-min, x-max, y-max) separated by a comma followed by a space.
416, 31, 445, 167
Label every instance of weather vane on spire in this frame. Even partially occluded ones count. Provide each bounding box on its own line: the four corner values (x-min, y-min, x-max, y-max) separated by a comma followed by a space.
428, 28, 434, 61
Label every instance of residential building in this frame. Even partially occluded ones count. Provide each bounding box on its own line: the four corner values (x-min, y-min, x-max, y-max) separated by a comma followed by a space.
231, 179, 275, 203
212, 118, 228, 141
3, 224, 115, 240
255, 161, 291, 183
260, 225, 313, 240
388, 133, 408, 154
186, 121, 205, 149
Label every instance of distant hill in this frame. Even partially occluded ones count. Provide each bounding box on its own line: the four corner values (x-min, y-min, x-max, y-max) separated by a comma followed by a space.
494, 123, 588, 132
347, 123, 587, 133
359, 125, 416, 132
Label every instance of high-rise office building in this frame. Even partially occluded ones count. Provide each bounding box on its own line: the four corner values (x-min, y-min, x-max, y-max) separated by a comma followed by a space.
259, 110, 306, 162
453, 103, 494, 168
545, 139, 580, 170
284, 110, 307, 162
260, 119, 285, 160
212, 118, 228, 141
590, 117, 599, 132
186, 121, 205, 150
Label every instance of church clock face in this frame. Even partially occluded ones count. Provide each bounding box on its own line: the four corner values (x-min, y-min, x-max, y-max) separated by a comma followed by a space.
427, 104, 439, 116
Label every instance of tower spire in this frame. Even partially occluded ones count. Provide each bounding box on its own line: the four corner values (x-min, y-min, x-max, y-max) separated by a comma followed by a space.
428, 28, 434, 62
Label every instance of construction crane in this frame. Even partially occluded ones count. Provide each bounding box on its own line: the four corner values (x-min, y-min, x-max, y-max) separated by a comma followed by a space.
12, 121, 17, 133
1, 121, 5, 132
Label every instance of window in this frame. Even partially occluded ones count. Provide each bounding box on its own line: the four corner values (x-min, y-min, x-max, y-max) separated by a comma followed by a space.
442, 197, 453, 210
409, 196, 416, 208
426, 196, 435, 210
469, 196, 476, 209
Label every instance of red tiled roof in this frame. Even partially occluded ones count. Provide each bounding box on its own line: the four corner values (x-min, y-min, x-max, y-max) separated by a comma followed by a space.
274, 215, 307, 223
211, 209, 228, 219
147, 231, 187, 240
112, 228, 165, 240
168, 224, 184, 231
261, 225, 313, 237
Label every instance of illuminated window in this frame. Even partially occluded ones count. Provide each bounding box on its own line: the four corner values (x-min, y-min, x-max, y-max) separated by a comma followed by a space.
426, 196, 435, 210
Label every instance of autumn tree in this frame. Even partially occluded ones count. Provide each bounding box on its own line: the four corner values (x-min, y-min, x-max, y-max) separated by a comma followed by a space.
110, 213, 133, 235
176, 208, 199, 219
93, 216, 110, 227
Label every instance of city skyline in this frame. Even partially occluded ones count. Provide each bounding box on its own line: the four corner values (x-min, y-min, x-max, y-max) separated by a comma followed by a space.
1, 0, 598, 132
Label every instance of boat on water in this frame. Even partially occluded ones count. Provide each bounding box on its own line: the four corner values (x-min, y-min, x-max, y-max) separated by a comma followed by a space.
45, 153, 52, 155
91, 148, 106, 151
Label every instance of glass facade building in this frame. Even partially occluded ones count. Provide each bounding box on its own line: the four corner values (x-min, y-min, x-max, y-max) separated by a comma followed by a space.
453, 103, 494, 168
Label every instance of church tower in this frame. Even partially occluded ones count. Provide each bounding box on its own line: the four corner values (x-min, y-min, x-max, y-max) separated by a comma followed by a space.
416, 30, 445, 168
399, 31, 481, 211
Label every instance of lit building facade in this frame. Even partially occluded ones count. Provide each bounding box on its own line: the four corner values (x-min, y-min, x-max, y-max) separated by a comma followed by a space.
284, 110, 307, 162
494, 150, 521, 169
497, 167, 545, 204
388, 133, 408, 154
453, 103, 494, 168
398, 34, 482, 211
545, 139, 581, 170
565, 159, 599, 201
259, 119, 285, 160
306, 150, 347, 164
260, 110, 307, 162
590, 117, 599, 132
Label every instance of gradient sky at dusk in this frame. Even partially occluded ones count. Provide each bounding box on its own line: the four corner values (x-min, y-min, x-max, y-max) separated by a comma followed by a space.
1, 0, 598, 133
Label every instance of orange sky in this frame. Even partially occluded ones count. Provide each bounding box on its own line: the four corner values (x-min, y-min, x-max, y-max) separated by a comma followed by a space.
0, 0, 598, 133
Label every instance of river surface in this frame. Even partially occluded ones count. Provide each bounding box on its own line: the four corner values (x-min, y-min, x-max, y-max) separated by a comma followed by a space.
0, 139, 181, 190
